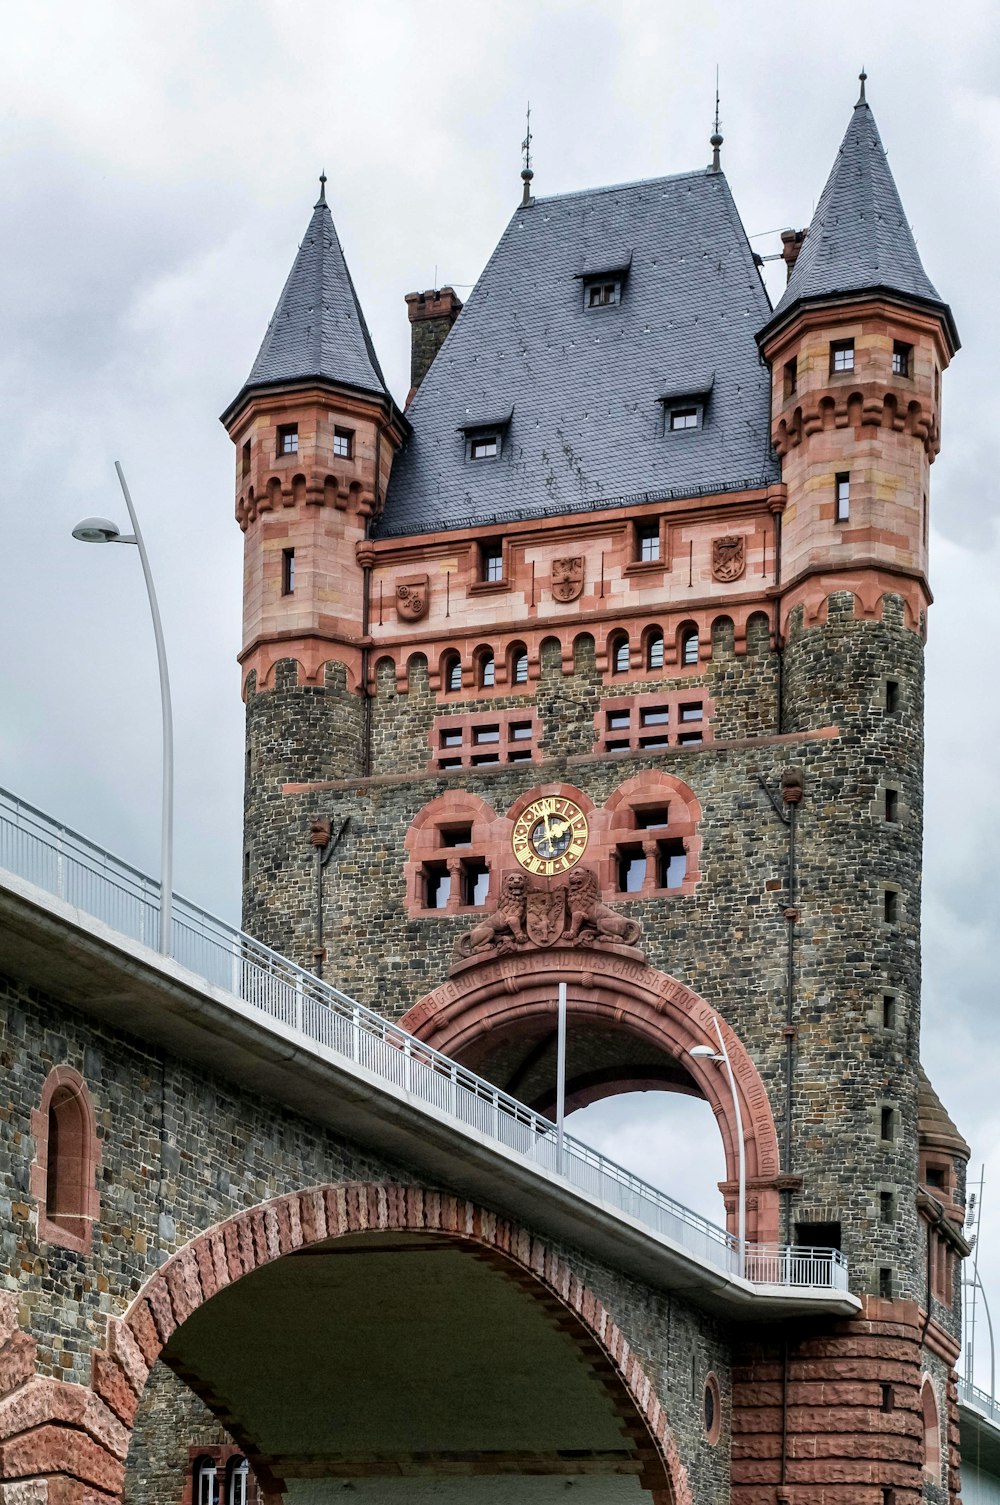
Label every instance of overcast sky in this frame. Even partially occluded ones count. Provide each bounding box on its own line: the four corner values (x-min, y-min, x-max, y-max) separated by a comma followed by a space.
2, 0, 999, 1381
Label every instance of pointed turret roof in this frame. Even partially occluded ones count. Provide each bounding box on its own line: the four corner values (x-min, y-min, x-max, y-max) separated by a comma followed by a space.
761, 84, 958, 350
226, 179, 389, 418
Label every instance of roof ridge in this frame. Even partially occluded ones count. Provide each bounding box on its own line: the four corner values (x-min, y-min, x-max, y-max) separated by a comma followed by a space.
533, 167, 714, 206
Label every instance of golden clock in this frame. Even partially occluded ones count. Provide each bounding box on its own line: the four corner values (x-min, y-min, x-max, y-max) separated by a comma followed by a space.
512, 796, 589, 876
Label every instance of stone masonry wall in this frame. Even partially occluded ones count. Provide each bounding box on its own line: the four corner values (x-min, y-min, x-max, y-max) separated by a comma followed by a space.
0, 972, 731, 1505
239, 591, 931, 1304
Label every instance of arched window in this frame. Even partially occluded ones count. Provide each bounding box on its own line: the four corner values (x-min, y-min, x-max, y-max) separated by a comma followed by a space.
921, 1377, 941, 1481
404, 792, 499, 917
226, 1458, 250, 1505
443, 653, 462, 693
645, 629, 664, 671
611, 634, 630, 674
478, 650, 496, 689
680, 628, 699, 666
30, 1066, 100, 1253
194, 1459, 218, 1505
510, 643, 529, 685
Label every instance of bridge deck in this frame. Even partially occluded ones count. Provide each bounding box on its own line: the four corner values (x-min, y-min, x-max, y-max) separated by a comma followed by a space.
0, 786, 857, 1318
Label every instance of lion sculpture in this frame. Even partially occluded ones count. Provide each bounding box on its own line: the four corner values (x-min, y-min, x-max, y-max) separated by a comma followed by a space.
565, 867, 643, 949
453, 872, 528, 959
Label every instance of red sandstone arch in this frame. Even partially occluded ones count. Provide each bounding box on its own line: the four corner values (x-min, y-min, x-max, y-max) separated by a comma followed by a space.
4, 1184, 695, 1505
401, 950, 782, 1245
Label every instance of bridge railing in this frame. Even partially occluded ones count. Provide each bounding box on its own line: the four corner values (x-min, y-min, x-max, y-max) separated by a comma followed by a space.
958, 1378, 1000, 1423
0, 785, 849, 1294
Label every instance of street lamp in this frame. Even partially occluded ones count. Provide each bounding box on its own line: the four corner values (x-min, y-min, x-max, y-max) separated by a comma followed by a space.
73, 462, 174, 956
690, 1014, 746, 1277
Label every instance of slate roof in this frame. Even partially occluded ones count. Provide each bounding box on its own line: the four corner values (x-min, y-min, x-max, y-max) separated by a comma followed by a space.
232, 188, 390, 411
762, 95, 957, 346
378, 170, 779, 538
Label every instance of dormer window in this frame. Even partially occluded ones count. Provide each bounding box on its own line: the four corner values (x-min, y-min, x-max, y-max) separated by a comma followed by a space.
669, 407, 700, 431
470, 436, 499, 460
586, 280, 620, 309
459, 406, 512, 463
277, 423, 299, 455
660, 374, 713, 436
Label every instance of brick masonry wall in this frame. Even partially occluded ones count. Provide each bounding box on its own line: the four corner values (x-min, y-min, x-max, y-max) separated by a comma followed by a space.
0, 974, 731, 1505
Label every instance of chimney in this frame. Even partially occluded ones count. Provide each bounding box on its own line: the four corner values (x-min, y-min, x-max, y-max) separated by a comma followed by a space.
780, 229, 807, 283
404, 287, 463, 403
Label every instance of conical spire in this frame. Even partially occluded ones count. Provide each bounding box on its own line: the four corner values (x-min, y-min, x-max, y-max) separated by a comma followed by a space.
241, 179, 389, 401
764, 83, 957, 346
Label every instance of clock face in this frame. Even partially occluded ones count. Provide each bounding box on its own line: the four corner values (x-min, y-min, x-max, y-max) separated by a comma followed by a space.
512, 796, 589, 876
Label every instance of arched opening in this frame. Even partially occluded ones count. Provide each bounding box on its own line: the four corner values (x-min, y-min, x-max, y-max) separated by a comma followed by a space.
110, 1187, 687, 1505
508, 641, 529, 685
610, 632, 630, 674
644, 627, 665, 671
475, 646, 496, 689
441, 651, 462, 693
921, 1376, 941, 1481
402, 959, 782, 1245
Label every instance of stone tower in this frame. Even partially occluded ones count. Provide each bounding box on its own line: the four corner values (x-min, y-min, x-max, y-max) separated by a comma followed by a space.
221, 179, 407, 951
227, 91, 970, 1500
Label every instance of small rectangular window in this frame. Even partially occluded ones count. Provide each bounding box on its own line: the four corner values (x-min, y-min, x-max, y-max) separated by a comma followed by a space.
242, 849, 251, 884
440, 730, 463, 748
440, 826, 472, 847
892, 341, 912, 378
425, 865, 451, 909
333, 427, 354, 459
884, 889, 899, 925
635, 521, 660, 562
617, 848, 647, 894
926, 1166, 946, 1189
471, 751, 501, 766
606, 711, 632, 731
281, 548, 295, 595
669, 406, 699, 431
472, 726, 500, 744
879, 1267, 894, 1300
677, 731, 703, 746
885, 788, 899, 823
657, 838, 687, 889
462, 860, 490, 907
679, 702, 703, 722
480, 542, 504, 581
639, 733, 670, 750
882, 1488, 896, 1505
880, 1106, 895, 1142
470, 436, 499, 461
830, 339, 855, 373
835, 473, 850, 522
882, 995, 896, 1030
640, 707, 669, 726
586, 281, 619, 308
277, 423, 299, 455
784, 357, 797, 398
880, 1383, 895, 1413
880, 1191, 895, 1224
635, 806, 670, 830
242, 439, 252, 478
795, 1221, 842, 1250
509, 722, 533, 741
885, 679, 900, 713
439, 755, 462, 769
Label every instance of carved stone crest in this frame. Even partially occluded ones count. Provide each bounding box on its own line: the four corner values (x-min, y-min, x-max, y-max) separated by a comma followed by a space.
526, 887, 567, 946
712, 536, 745, 583
395, 575, 430, 621
452, 865, 643, 967
551, 556, 584, 603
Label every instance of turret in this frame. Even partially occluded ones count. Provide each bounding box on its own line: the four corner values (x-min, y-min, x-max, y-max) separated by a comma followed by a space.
758, 76, 959, 643
221, 177, 407, 947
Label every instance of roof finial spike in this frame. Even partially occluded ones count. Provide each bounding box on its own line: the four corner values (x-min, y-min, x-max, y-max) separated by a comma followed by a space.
316, 170, 328, 207
856, 67, 868, 107
709, 67, 723, 173
520, 101, 535, 207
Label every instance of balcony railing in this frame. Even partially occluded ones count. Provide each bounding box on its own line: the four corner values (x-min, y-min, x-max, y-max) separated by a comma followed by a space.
0, 785, 849, 1294
958, 1378, 1000, 1424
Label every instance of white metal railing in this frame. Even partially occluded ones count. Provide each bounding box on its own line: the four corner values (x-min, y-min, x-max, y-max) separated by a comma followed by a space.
0, 785, 850, 1294
959, 1379, 1000, 1424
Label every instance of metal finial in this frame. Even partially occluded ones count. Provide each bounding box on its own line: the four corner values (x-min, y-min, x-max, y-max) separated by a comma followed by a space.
856, 68, 868, 107
316, 170, 328, 207
520, 102, 534, 207
709, 68, 723, 173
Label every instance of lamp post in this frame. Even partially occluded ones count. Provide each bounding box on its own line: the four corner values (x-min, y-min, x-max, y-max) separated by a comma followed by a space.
73, 462, 174, 956
690, 1014, 746, 1277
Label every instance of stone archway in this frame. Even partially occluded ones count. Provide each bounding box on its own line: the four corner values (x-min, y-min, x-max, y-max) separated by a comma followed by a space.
0, 1183, 692, 1505
401, 949, 783, 1246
